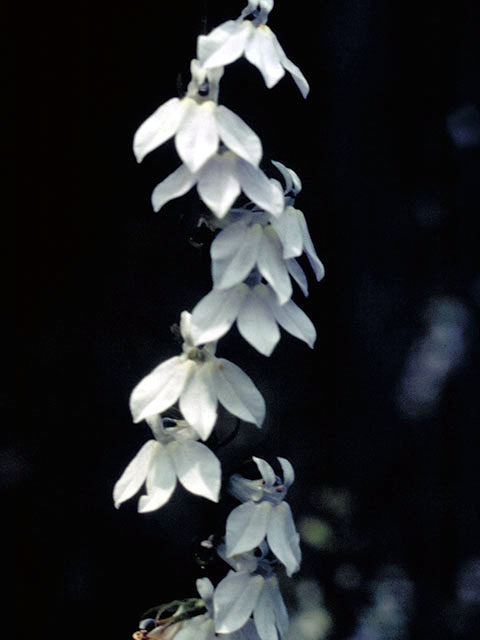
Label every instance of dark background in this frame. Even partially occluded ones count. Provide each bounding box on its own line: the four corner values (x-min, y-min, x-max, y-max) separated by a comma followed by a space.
14, 1, 480, 639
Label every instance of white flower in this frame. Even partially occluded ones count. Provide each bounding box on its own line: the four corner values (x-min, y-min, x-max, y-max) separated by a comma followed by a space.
151, 150, 284, 219
225, 457, 301, 577
209, 216, 293, 303
197, 4, 309, 98
213, 546, 289, 640
190, 282, 316, 357
129, 311, 265, 441
113, 416, 221, 512
133, 61, 262, 173
170, 579, 261, 640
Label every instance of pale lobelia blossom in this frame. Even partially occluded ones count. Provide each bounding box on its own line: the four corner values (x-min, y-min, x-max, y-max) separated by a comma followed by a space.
134, 60, 262, 172
225, 457, 301, 577
113, 416, 221, 512
197, 0, 309, 98
269, 161, 325, 282
129, 311, 265, 441
164, 577, 261, 640
213, 543, 289, 640
189, 278, 316, 357
150, 149, 284, 219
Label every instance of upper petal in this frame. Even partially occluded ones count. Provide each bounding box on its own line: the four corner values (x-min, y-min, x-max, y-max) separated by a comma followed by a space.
129, 356, 194, 423
151, 164, 196, 212
214, 571, 265, 634
199, 20, 252, 68
138, 444, 177, 512
214, 358, 266, 427
175, 100, 219, 173
133, 97, 190, 162
252, 456, 276, 486
266, 502, 302, 576
245, 25, 285, 89
113, 439, 157, 508
215, 105, 263, 166
277, 457, 295, 488
225, 501, 272, 556
169, 439, 221, 502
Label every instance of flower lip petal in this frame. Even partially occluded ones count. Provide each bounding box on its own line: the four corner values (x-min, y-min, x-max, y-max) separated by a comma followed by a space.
170, 439, 221, 502
214, 571, 264, 634
175, 101, 219, 173
113, 440, 157, 508
133, 97, 190, 163
215, 105, 263, 166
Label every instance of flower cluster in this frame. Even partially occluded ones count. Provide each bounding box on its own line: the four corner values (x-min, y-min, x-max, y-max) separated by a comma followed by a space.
117, 2, 324, 639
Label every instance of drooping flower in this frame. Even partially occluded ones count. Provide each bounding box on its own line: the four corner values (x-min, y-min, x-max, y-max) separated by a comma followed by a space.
197, 1, 309, 98
190, 281, 316, 357
113, 416, 221, 512
150, 150, 284, 218
225, 457, 301, 577
213, 544, 289, 640
134, 60, 262, 172
129, 312, 265, 441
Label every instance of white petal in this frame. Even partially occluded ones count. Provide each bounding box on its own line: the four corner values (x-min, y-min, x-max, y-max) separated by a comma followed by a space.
214, 571, 264, 634
129, 356, 194, 423
225, 501, 272, 556
211, 221, 262, 289
214, 358, 265, 427
297, 210, 325, 280
236, 287, 280, 356
269, 294, 316, 348
245, 25, 285, 89
170, 439, 221, 502
151, 164, 196, 212
253, 582, 278, 640
277, 457, 295, 488
113, 440, 156, 508
196, 577, 215, 603
133, 97, 189, 162
175, 101, 219, 173
271, 160, 302, 195
174, 616, 213, 640
271, 32, 310, 98
254, 577, 289, 640
272, 207, 304, 259
138, 445, 176, 512
199, 20, 251, 68
257, 228, 292, 305
267, 502, 301, 576
236, 159, 284, 216
197, 153, 241, 218
286, 258, 308, 297
252, 456, 276, 486
216, 105, 262, 166
179, 362, 218, 440
190, 285, 248, 345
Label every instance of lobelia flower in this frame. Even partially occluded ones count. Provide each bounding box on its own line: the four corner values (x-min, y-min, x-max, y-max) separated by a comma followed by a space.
113, 416, 221, 512
164, 578, 261, 640
134, 60, 263, 173
213, 543, 289, 640
269, 161, 325, 282
129, 311, 265, 441
189, 280, 316, 357
197, 0, 309, 98
225, 457, 301, 577
150, 150, 284, 219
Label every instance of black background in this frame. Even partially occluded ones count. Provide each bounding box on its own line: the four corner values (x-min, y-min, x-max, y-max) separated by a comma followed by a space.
14, 1, 480, 639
